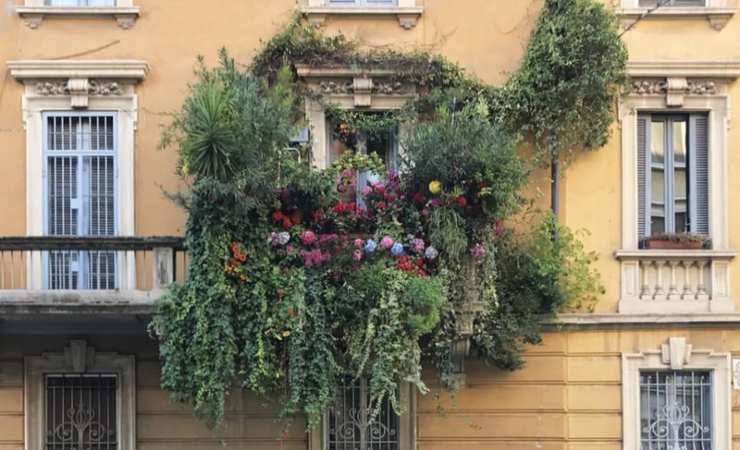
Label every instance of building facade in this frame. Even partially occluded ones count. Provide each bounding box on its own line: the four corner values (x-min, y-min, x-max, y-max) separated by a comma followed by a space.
1, 0, 740, 449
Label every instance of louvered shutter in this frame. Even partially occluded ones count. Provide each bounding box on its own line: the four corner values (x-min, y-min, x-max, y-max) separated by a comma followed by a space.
637, 114, 650, 240
689, 114, 710, 236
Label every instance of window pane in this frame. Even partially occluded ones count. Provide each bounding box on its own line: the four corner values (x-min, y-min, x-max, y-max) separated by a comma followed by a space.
651, 168, 666, 234
651, 121, 665, 164
46, 0, 116, 6
327, 377, 399, 450
640, 370, 712, 450
45, 374, 118, 450
638, 0, 706, 6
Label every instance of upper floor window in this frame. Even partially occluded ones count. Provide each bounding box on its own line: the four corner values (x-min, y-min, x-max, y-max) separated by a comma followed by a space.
44, 112, 118, 289
327, 0, 398, 6
637, 113, 709, 241
638, 0, 706, 6
45, 0, 116, 6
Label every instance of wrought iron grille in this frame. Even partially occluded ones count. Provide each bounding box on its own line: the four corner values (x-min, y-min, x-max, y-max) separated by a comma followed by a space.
45, 374, 118, 450
325, 377, 399, 450
640, 370, 712, 450
44, 113, 117, 290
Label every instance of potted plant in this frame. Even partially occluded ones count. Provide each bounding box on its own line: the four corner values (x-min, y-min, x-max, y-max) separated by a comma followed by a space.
640, 233, 710, 250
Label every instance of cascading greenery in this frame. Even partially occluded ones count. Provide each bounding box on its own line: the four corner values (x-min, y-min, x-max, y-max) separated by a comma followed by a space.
152, 0, 620, 428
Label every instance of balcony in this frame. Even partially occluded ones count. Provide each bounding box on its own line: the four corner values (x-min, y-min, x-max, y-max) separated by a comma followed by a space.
616, 249, 736, 314
0, 236, 185, 325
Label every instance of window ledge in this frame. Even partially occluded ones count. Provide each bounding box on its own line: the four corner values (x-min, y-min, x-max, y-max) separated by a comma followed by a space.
300, 6, 423, 29
15, 5, 141, 29
615, 249, 737, 259
616, 7, 736, 30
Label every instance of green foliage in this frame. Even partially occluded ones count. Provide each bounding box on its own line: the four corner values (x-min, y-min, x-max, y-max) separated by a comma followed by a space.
473, 213, 603, 369
154, 0, 618, 429
491, 0, 627, 163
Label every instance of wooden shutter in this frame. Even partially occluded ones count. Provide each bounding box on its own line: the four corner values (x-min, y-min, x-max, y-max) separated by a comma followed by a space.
637, 114, 650, 240
689, 114, 710, 235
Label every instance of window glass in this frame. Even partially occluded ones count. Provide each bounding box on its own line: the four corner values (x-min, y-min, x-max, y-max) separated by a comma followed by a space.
640, 370, 712, 450
46, 0, 116, 6
673, 120, 689, 233
638, 0, 707, 7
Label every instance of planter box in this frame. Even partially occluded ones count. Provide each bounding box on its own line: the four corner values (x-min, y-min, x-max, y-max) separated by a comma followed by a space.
642, 238, 705, 250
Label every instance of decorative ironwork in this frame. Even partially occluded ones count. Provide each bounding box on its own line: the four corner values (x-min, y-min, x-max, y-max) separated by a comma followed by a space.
640, 370, 712, 450
45, 374, 118, 450
326, 377, 399, 450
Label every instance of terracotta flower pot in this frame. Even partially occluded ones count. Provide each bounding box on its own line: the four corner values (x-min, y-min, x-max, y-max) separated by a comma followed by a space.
643, 238, 705, 250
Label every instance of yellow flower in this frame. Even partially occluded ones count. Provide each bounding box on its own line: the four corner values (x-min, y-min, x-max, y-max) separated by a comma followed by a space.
282, 330, 291, 337
428, 180, 442, 194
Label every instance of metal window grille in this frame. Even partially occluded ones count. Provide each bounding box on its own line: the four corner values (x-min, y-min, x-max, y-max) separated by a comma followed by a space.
328, 0, 398, 6
44, 113, 117, 289
45, 374, 118, 450
325, 377, 400, 450
45, 0, 117, 6
640, 370, 712, 450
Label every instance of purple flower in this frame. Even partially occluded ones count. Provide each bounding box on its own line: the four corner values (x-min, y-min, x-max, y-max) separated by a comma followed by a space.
410, 238, 425, 254
391, 242, 405, 257
364, 239, 377, 253
470, 243, 486, 259
380, 236, 394, 249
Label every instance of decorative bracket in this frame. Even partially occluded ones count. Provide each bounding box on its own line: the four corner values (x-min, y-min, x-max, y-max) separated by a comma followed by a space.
63, 340, 97, 373
661, 337, 693, 370
353, 77, 373, 107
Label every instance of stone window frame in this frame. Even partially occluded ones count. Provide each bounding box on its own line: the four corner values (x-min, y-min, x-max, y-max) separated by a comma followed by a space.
616, 60, 739, 314
616, 0, 736, 30
24, 340, 136, 450
7, 59, 148, 290
16, 0, 140, 29
309, 381, 416, 450
301, 0, 423, 29
622, 337, 731, 450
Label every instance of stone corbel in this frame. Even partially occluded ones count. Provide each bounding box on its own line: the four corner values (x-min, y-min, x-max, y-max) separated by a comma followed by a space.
708, 13, 733, 30
397, 13, 419, 29
665, 77, 688, 107
63, 340, 96, 373
68, 78, 91, 109
353, 77, 373, 107
21, 13, 44, 29
661, 337, 692, 370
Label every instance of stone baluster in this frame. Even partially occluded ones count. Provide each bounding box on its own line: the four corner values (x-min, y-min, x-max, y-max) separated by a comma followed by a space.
667, 261, 681, 301
681, 260, 695, 300
654, 260, 667, 300
640, 260, 653, 301
696, 260, 709, 301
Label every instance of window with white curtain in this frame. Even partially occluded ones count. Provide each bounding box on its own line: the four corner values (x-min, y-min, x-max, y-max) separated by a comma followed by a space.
43, 112, 117, 290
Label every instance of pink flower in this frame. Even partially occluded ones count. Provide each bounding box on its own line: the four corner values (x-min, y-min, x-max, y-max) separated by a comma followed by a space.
300, 249, 322, 267
380, 236, 394, 249
430, 198, 442, 207
300, 230, 317, 246
373, 183, 386, 195
318, 234, 338, 246
353, 250, 362, 261
376, 201, 386, 211
354, 239, 363, 249
361, 185, 372, 197
470, 243, 486, 259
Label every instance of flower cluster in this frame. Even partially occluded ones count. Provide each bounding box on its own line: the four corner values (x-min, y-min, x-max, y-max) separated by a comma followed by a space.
224, 241, 248, 282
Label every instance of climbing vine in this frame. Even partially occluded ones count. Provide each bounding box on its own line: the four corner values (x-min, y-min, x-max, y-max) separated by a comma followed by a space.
152, 0, 619, 428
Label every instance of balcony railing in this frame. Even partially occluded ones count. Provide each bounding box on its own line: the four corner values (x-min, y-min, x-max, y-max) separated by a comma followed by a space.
616, 249, 736, 314
0, 236, 186, 298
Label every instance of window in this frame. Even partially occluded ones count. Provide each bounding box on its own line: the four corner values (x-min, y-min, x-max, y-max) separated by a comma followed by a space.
325, 377, 400, 450
45, 374, 118, 450
328, 0, 397, 6
25, 341, 136, 450
45, 0, 116, 6
640, 370, 712, 450
622, 338, 731, 450
637, 113, 708, 241
638, 0, 706, 6
44, 112, 117, 289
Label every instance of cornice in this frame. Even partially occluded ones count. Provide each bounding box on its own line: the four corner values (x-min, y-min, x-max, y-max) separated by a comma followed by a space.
627, 60, 740, 78
7, 59, 149, 81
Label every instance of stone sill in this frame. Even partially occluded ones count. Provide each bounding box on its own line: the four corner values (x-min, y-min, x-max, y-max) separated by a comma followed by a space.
615, 249, 737, 260
301, 6, 423, 29
554, 312, 740, 327
16, 6, 141, 29
616, 7, 736, 30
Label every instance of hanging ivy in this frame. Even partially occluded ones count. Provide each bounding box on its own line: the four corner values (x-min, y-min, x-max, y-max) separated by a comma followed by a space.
152, 0, 618, 428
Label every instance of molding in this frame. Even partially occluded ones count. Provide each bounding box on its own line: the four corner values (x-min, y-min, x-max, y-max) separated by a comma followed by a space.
615, 249, 737, 259
616, 7, 735, 30
300, 6, 423, 29
8, 59, 149, 81
15, 6, 140, 29
626, 60, 740, 78
622, 338, 731, 450
554, 312, 740, 327
25, 340, 136, 450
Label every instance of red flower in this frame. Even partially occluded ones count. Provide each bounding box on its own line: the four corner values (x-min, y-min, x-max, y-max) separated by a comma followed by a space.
272, 210, 284, 222
384, 192, 397, 203
376, 201, 386, 211
312, 209, 324, 221
373, 183, 386, 195
412, 192, 426, 205
396, 255, 412, 272
456, 196, 468, 208
282, 217, 293, 229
